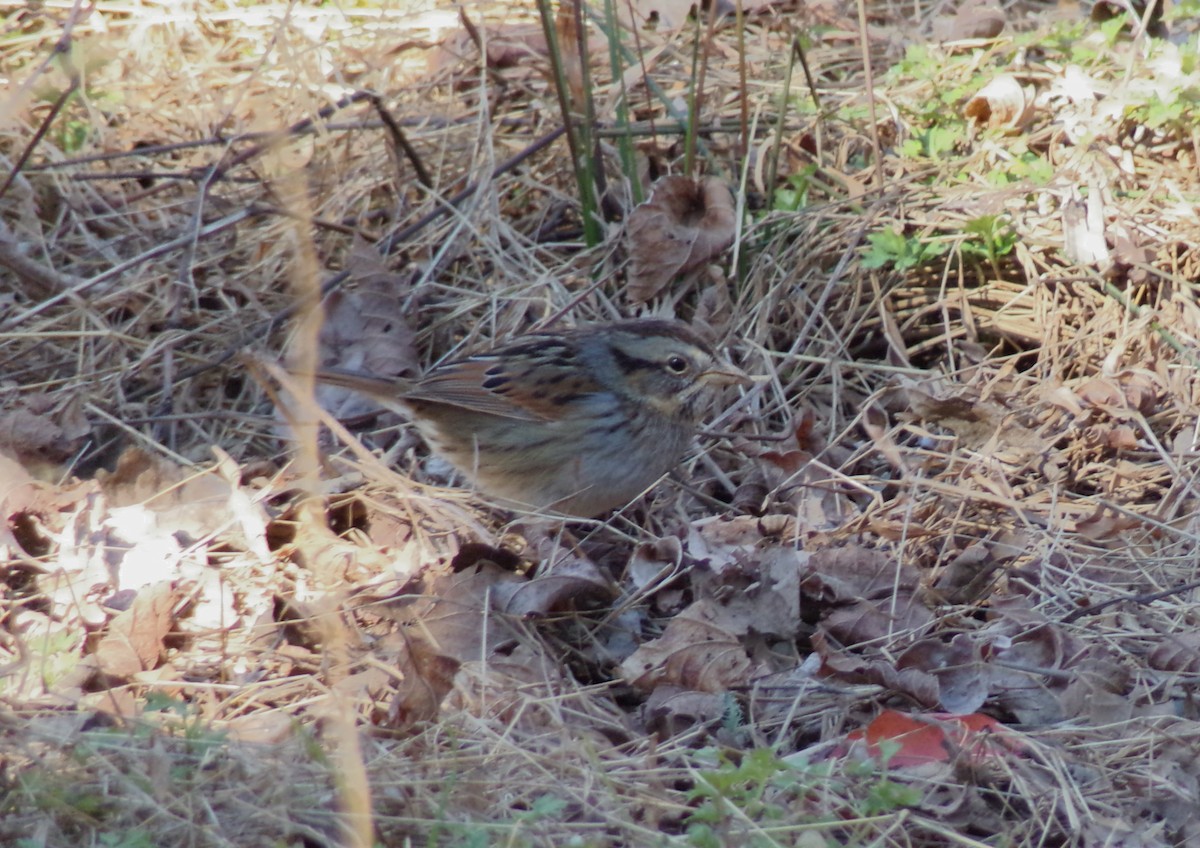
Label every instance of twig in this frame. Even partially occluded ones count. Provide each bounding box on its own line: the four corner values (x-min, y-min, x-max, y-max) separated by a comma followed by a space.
119, 126, 570, 401
2, 206, 260, 330
369, 93, 433, 189
0, 77, 78, 202
1060, 578, 1200, 624
198, 91, 376, 182
380, 125, 567, 255
0, 0, 91, 201
0, 225, 86, 295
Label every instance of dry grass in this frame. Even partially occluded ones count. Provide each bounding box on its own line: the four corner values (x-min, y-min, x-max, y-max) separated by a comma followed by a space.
4, 0, 1200, 846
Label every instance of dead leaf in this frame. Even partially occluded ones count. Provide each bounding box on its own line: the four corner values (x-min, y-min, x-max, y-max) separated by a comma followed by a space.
627, 537, 684, 593
843, 710, 1029, 768
1076, 376, 1124, 408
642, 685, 729, 737
984, 606, 1081, 725
389, 636, 462, 729
692, 268, 735, 338
964, 74, 1035, 131
1119, 372, 1160, 414
933, 2, 1006, 41
801, 544, 920, 603
1105, 425, 1139, 451
98, 448, 271, 567
385, 548, 612, 670
330, 663, 394, 725
0, 452, 79, 564
1062, 183, 1110, 266
497, 553, 615, 616
1058, 667, 1135, 724
0, 396, 89, 472
391, 564, 525, 663
683, 520, 806, 639
626, 176, 737, 302
447, 644, 576, 732
1149, 633, 1200, 675
817, 596, 935, 649
931, 542, 1003, 604
93, 582, 180, 678
690, 546, 805, 640
315, 237, 419, 418
814, 637, 941, 707
862, 404, 907, 472
1074, 504, 1145, 541
900, 377, 1046, 457
897, 633, 991, 715
1111, 226, 1155, 284
1076, 372, 1159, 414
759, 422, 815, 476
430, 21, 548, 75
620, 600, 758, 693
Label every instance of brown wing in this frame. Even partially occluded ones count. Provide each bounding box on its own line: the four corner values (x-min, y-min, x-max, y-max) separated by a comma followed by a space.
408, 348, 606, 422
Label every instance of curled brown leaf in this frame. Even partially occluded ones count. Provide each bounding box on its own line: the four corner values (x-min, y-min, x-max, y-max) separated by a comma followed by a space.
963, 74, 1035, 132
626, 176, 737, 302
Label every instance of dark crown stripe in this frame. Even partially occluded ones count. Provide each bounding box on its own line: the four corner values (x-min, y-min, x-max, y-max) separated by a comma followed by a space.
609, 320, 716, 357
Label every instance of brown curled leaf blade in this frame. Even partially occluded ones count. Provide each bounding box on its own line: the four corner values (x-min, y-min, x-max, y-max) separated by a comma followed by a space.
619, 600, 757, 694
626, 176, 737, 302
389, 636, 462, 729
963, 74, 1035, 132
93, 582, 180, 679
897, 633, 991, 716
320, 235, 419, 380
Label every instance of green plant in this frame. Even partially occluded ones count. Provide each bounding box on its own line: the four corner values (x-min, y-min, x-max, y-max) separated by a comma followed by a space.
1142, 91, 1191, 130
862, 228, 948, 272
16, 769, 110, 818
686, 748, 805, 847
535, 0, 602, 246
885, 44, 943, 85
773, 165, 819, 212
1098, 13, 1129, 46
98, 829, 156, 848
960, 214, 1018, 267
137, 692, 229, 755
900, 124, 961, 160
841, 741, 923, 816
26, 627, 83, 690
514, 793, 569, 823
985, 148, 1054, 186
884, 45, 986, 115
600, 0, 642, 205
684, 746, 922, 848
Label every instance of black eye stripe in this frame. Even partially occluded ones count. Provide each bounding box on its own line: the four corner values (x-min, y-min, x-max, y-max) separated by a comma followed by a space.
610, 346, 659, 374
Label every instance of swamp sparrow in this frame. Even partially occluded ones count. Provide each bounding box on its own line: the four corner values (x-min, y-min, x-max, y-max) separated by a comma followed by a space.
313, 319, 749, 516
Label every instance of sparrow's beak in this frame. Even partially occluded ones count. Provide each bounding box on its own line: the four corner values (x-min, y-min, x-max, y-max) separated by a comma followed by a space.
700, 362, 753, 387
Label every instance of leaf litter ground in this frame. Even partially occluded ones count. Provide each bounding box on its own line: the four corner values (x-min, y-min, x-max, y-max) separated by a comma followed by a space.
3, 1, 1200, 846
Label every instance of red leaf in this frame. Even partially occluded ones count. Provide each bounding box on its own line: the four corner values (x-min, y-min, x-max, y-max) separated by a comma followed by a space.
842, 709, 1030, 768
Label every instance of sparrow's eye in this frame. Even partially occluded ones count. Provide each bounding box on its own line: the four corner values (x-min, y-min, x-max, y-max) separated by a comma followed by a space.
665, 355, 690, 374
